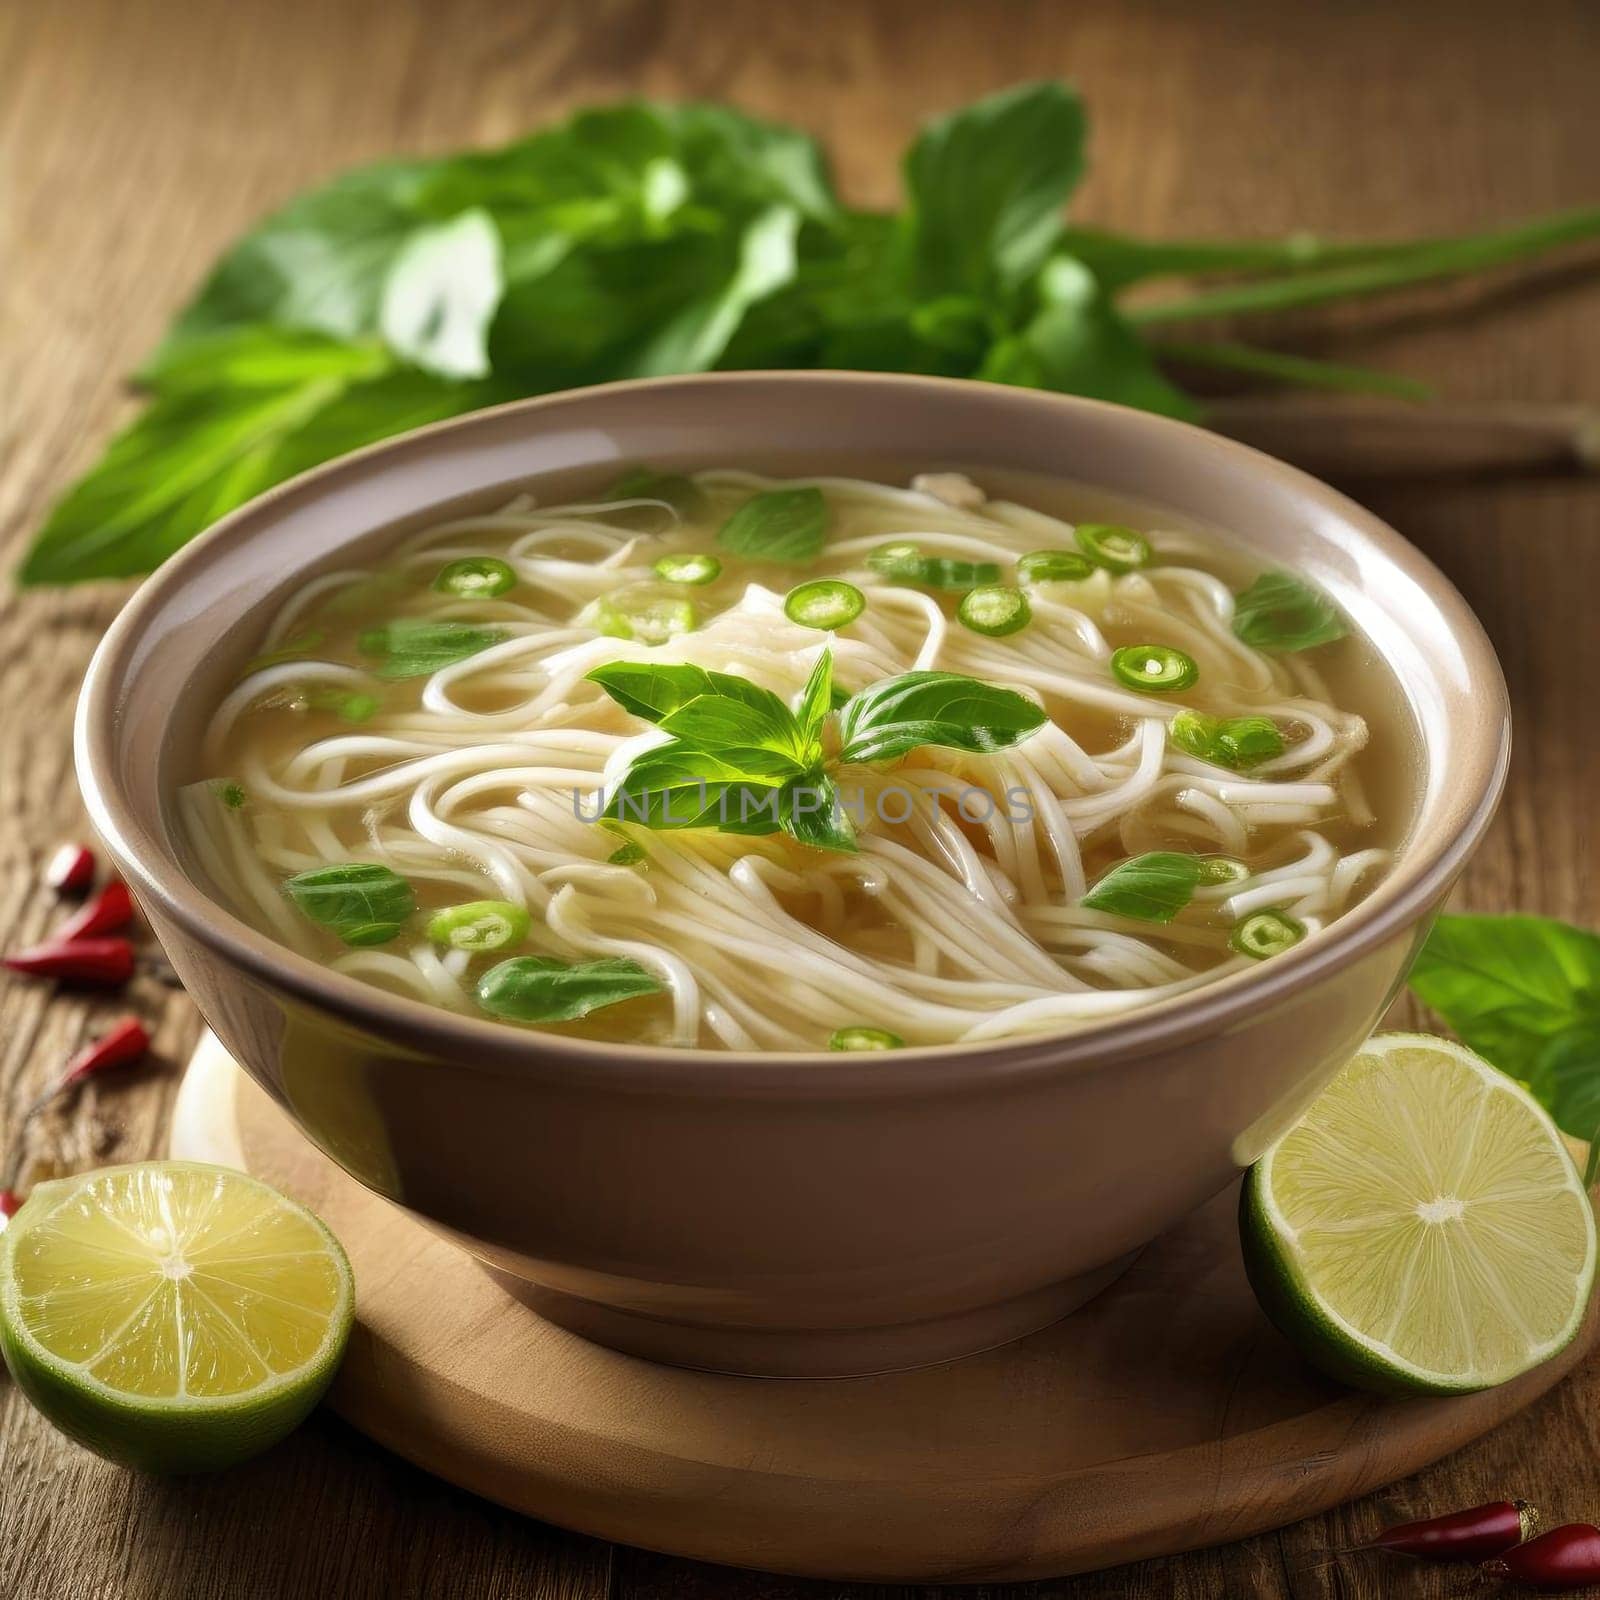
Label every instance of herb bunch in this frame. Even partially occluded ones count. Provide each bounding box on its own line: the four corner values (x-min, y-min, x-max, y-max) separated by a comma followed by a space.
19, 84, 1600, 585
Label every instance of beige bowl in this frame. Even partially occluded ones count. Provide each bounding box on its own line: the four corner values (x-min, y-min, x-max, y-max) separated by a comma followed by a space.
76, 374, 1508, 1377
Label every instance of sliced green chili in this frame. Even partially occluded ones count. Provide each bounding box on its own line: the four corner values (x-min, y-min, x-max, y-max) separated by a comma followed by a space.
957, 584, 1031, 636
785, 579, 865, 630
653, 552, 722, 586
1111, 643, 1198, 692
1017, 549, 1095, 585
435, 557, 516, 598
1230, 908, 1306, 960
1075, 523, 1152, 573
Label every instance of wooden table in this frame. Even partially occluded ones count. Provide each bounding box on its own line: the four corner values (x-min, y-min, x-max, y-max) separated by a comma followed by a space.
2, 1, 1597, 1595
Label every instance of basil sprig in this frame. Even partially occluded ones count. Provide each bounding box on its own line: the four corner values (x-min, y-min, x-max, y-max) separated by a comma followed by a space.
587, 652, 1046, 854
589, 652, 855, 852
1232, 573, 1347, 653
357, 618, 506, 679
1081, 852, 1202, 923
477, 955, 663, 1022
285, 862, 416, 945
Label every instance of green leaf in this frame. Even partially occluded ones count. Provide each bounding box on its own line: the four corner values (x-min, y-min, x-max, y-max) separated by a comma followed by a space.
1156, 339, 1432, 403
837, 671, 1048, 764
1081, 852, 1202, 923
18, 332, 492, 585
1529, 1026, 1600, 1144
718, 486, 828, 564
778, 772, 857, 853
1168, 709, 1285, 770
979, 255, 1197, 419
152, 157, 440, 365
903, 81, 1087, 297
285, 862, 416, 946
587, 661, 788, 725
603, 775, 788, 833
606, 467, 710, 521
1232, 572, 1348, 653
357, 618, 507, 679
378, 208, 503, 379
796, 651, 834, 742
476, 954, 663, 1022
657, 693, 811, 766
1409, 914, 1600, 1082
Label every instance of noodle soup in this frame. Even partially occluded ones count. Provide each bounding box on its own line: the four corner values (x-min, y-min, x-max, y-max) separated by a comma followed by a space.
184, 468, 1399, 1051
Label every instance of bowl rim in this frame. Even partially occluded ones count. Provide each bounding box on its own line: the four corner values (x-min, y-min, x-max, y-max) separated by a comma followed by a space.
75, 371, 1510, 1096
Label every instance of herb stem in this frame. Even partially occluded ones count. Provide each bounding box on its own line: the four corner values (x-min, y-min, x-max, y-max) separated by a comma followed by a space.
1158, 340, 1432, 402
1128, 205, 1600, 325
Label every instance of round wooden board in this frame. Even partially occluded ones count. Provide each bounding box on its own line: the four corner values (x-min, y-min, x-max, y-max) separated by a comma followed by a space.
171, 1034, 1598, 1584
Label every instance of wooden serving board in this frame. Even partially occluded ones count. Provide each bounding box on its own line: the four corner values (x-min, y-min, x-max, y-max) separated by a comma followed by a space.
170, 1035, 1598, 1584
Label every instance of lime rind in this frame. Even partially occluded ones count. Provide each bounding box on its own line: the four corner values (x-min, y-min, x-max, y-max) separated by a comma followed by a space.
0, 1161, 354, 1472
1242, 1032, 1597, 1396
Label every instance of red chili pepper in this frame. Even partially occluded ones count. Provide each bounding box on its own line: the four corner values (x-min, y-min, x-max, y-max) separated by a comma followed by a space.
60, 1016, 150, 1085
55, 880, 135, 942
44, 842, 95, 895
1366, 1498, 1539, 1561
0, 1188, 21, 1220
1484, 1524, 1600, 1591
3, 937, 135, 986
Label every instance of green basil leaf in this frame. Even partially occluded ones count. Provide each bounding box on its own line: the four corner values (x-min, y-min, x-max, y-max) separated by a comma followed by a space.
586, 662, 793, 727
1168, 709, 1285, 770
357, 618, 507, 679
1528, 1025, 1600, 1143
1232, 572, 1348, 653
718, 487, 828, 564
796, 651, 835, 743
604, 775, 787, 834
17, 338, 491, 585
903, 81, 1087, 297
866, 545, 1002, 590
1081, 852, 1201, 923
285, 862, 415, 945
605, 467, 710, 521
378, 208, 503, 380
658, 695, 811, 764
978, 254, 1198, 420
476, 954, 663, 1022
778, 772, 858, 854
606, 741, 801, 796
1409, 914, 1600, 1082
150, 157, 441, 365
837, 671, 1047, 764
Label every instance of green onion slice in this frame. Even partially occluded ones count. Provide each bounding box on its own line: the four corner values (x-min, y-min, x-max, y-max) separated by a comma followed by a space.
426, 899, 533, 952
435, 557, 516, 598
1197, 855, 1250, 886
785, 579, 866, 630
1169, 708, 1284, 769
828, 1026, 906, 1051
1017, 549, 1095, 585
957, 584, 1031, 636
1230, 908, 1306, 960
1110, 643, 1198, 693
1074, 523, 1152, 573
653, 552, 722, 586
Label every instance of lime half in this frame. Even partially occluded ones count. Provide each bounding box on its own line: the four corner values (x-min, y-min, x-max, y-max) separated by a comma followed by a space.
1242, 1033, 1596, 1395
0, 1161, 354, 1472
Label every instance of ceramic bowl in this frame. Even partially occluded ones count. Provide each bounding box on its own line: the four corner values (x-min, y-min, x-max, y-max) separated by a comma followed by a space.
75, 374, 1509, 1376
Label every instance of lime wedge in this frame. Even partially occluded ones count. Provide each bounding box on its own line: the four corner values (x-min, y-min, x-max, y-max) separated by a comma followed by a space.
1242, 1032, 1596, 1395
0, 1161, 354, 1472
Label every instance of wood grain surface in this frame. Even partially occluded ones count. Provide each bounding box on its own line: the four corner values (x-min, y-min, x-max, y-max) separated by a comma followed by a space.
1, 1, 1597, 1596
